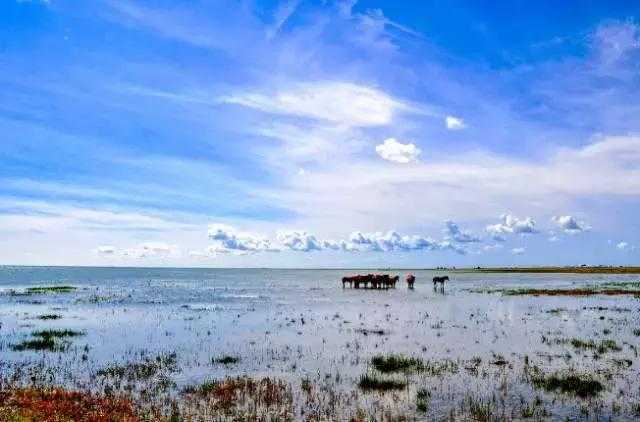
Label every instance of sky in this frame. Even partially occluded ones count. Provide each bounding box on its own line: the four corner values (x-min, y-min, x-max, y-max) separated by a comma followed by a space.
1, 0, 639, 268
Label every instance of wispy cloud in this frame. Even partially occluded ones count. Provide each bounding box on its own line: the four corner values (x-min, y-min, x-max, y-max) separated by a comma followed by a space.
221, 81, 411, 127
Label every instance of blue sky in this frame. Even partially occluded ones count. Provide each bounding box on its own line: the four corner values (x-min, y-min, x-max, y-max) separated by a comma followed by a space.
1, 0, 639, 267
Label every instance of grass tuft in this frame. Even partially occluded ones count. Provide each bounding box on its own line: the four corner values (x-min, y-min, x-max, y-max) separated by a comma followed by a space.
26, 286, 77, 294
211, 355, 240, 365
529, 369, 604, 398
358, 373, 406, 391
370, 354, 423, 373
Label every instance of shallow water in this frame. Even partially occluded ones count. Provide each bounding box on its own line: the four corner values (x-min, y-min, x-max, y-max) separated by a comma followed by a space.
1, 266, 640, 420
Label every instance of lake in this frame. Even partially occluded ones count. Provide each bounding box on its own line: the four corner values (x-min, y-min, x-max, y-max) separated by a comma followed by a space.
1, 266, 639, 420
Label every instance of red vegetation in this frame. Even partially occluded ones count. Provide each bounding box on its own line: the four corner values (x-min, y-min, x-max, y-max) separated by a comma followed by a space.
0, 388, 138, 422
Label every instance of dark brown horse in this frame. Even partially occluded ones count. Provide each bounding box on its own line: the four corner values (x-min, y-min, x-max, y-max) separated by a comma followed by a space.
342, 274, 399, 289
432, 275, 449, 290
406, 274, 416, 289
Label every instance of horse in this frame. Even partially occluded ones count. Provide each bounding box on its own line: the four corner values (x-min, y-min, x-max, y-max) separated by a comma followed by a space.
406, 274, 416, 289
389, 275, 399, 288
432, 275, 449, 291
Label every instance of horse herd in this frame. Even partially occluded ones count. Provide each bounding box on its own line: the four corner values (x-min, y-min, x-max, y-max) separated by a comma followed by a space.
341, 274, 450, 290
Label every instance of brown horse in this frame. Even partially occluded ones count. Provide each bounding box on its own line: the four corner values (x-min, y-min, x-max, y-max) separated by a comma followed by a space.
342, 274, 399, 289
406, 274, 416, 289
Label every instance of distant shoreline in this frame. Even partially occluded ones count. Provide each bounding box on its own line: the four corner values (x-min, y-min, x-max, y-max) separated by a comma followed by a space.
458, 266, 640, 274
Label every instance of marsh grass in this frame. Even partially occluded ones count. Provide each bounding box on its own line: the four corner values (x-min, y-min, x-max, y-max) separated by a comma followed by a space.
371, 354, 424, 373
465, 396, 495, 421
466, 266, 640, 274
10, 329, 84, 352
37, 314, 62, 320
180, 376, 293, 419
416, 388, 430, 412
356, 328, 388, 336
358, 373, 406, 391
26, 286, 77, 294
528, 369, 604, 398
33, 329, 84, 339
97, 352, 178, 381
0, 387, 138, 421
477, 287, 640, 296
561, 338, 622, 354
211, 355, 240, 365
11, 336, 62, 352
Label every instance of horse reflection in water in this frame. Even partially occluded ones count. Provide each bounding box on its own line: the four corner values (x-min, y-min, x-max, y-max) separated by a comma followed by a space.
341, 274, 399, 289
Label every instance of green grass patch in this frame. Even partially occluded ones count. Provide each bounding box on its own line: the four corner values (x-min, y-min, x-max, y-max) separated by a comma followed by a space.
530, 372, 603, 398
473, 286, 640, 297
416, 388, 430, 412
358, 373, 406, 391
11, 337, 63, 352
10, 329, 84, 352
371, 354, 424, 373
32, 329, 84, 339
562, 338, 621, 354
36, 314, 62, 320
26, 286, 77, 294
97, 353, 178, 380
212, 355, 240, 365
182, 379, 219, 396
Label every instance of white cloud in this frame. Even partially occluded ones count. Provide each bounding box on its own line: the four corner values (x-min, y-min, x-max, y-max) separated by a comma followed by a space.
96, 245, 116, 255
120, 242, 180, 259
346, 231, 465, 253
269, 135, 640, 236
445, 116, 466, 130
551, 215, 589, 233
276, 230, 323, 252
221, 81, 409, 127
206, 224, 467, 255
188, 250, 209, 258
444, 220, 480, 243
593, 21, 640, 65
616, 241, 629, 250
486, 214, 538, 238
511, 247, 525, 255
482, 243, 503, 252
375, 138, 421, 163
208, 224, 279, 253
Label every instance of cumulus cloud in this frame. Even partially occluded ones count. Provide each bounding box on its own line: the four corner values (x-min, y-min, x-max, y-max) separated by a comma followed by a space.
208, 224, 279, 253
551, 215, 589, 233
444, 220, 480, 243
486, 214, 538, 239
96, 245, 116, 255
221, 81, 410, 127
445, 115, 466, 130
482, 243, 503, 252
616, 241, 630, 250
346, 231, 465, 254
206, 224, 468, 255
375, 138, 421, 163
119, 242, 180, 259
511, 247, 525, 255
276, 230, 323, 252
